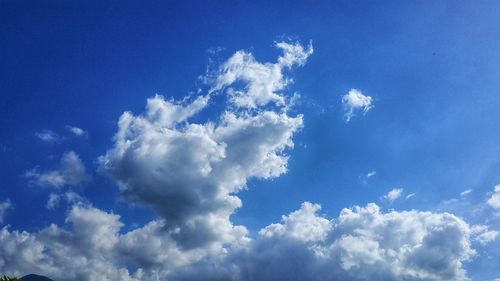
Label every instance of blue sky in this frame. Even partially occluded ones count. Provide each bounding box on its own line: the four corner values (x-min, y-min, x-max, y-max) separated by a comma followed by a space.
1, 1, 500, 280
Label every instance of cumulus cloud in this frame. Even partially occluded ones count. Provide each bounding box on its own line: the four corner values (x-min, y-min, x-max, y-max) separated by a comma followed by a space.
0, 199, 11, 224
35, 130, 60, 143
366, 170, 376, 178
2, 202, 488, 281
66, 126, 87, 137
99, 41, 309, 249
173, 203, 483, 281
487, 184, 500, 210
0, 204, 141, 281
26, 151, 89, 188
342, 88, 373, 122
384, 188, 403, 202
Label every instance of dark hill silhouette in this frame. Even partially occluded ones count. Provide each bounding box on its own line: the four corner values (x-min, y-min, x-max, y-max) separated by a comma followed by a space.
21, 274, 54, 281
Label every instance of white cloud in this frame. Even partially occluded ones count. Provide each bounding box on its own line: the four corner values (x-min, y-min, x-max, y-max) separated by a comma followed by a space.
259, 202, 331, 242
342, 89, 373, 122
0, 204, 140, 281
99, 42, 308, 249
460, 189, 473, 197
26, 151, 89, 188
487, 184, 500, 209
1, 202, 484, 281
210, 41, 313, 109
474, 230, 499, 245
173, 203, 480, 281
384, 188, 403, 202
35, 130, 60, 143
66, 126, 87, 137
367, 170, 377, 178
0, 199, 11, 224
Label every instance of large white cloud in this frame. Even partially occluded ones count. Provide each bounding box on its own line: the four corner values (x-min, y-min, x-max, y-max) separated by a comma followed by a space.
98, 42, 309, 249
26, 151, 89, 188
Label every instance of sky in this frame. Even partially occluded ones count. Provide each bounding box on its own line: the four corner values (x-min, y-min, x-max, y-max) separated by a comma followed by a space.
1, 1, 500, 280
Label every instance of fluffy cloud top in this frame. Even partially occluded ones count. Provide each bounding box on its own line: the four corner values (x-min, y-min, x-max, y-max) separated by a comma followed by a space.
210, 41, 313, 108
1, 202, 494, 281
26, 151, 88, 188
0, 204, 140, 281
384, 188, 403, 202
342, 88, 373, 122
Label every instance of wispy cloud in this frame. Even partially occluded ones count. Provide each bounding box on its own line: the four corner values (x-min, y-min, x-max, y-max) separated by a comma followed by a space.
35, 129, 60, 143
66, 125, 87, 137
46, 191, 86, 209
26, 151, 89, 188
460, 189, 473, 197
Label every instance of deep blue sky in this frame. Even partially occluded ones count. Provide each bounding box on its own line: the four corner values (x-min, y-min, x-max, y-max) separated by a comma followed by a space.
1, 1, 500, 280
